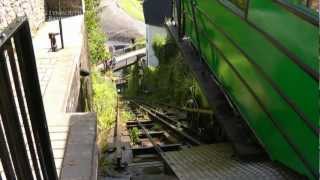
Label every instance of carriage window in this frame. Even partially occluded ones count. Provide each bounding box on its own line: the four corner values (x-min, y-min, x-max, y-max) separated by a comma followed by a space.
307, 0, 318, 12
295, 0, 319, 12
276, 0, 318, 24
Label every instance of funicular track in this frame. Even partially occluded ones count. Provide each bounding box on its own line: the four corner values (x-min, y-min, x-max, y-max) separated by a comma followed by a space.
106, 98, 201, 180
106, 99, 305, 180
131, 100, 306, 179
130, 100, 203, 146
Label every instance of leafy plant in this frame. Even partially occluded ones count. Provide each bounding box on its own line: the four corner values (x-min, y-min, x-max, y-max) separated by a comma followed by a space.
130, 127, 140, 145
151, 124, 162, 131
99, 155, 111, 176
92, 70, 117, 130
121, 109, 135, 122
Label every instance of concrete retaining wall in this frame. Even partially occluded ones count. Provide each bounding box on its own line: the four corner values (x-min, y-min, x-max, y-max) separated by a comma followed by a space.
59, 113, 98, 180
78, 27, 94, 112
66, 63, 81, 112
65, 17, 89, 113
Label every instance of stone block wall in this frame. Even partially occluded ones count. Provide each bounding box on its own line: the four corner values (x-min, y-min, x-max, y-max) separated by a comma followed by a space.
0, 0, 45, 34
45, 0, 82, 10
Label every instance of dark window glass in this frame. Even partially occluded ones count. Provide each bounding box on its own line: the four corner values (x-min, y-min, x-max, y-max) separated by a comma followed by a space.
293, 0, 319, 12
308, 0, 319, 12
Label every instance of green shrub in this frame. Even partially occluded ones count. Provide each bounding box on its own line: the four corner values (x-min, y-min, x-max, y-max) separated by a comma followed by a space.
151, 124, 162, 131
85, 0, 110, 65
125, 64, 141, 97
92, 70, 117, 130
121, 109, 135, 122
129, 127, 140, 145
125, 35, 209, 108
134, 37, 147, 49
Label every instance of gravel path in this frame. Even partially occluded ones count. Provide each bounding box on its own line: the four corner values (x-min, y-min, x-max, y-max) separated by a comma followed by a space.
99, 0, 146, 42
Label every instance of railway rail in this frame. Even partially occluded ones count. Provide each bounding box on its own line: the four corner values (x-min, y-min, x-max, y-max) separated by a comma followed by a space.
103, 99, 304, 180
104, 99, 201, 180
131, 100, 203, 146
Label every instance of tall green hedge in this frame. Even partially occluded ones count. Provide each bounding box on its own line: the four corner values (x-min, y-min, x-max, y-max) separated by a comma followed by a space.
85, 0, 110, 65
92, 70, 117, 130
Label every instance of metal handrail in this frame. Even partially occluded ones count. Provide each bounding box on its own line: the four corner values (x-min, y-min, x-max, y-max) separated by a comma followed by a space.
0, 17, 58, 180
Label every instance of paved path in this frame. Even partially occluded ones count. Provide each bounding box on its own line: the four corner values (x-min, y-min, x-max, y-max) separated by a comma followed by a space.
32, 15, 84, 176
99, 0, 146, 42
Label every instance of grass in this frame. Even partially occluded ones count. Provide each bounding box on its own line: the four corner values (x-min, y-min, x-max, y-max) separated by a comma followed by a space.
118, 0, 145, 22
129, 127, 140, 145
121, 108, 135, 122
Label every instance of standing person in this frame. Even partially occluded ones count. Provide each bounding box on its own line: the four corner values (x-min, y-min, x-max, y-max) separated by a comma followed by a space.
131, 38, 136, 50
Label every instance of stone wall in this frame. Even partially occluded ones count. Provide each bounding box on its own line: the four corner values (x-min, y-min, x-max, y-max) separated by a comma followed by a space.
0, 0, 45, 34
45, 0, 83, 10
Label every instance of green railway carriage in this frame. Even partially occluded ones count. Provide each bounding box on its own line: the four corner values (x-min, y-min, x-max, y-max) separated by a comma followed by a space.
172, 0, 318, 179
